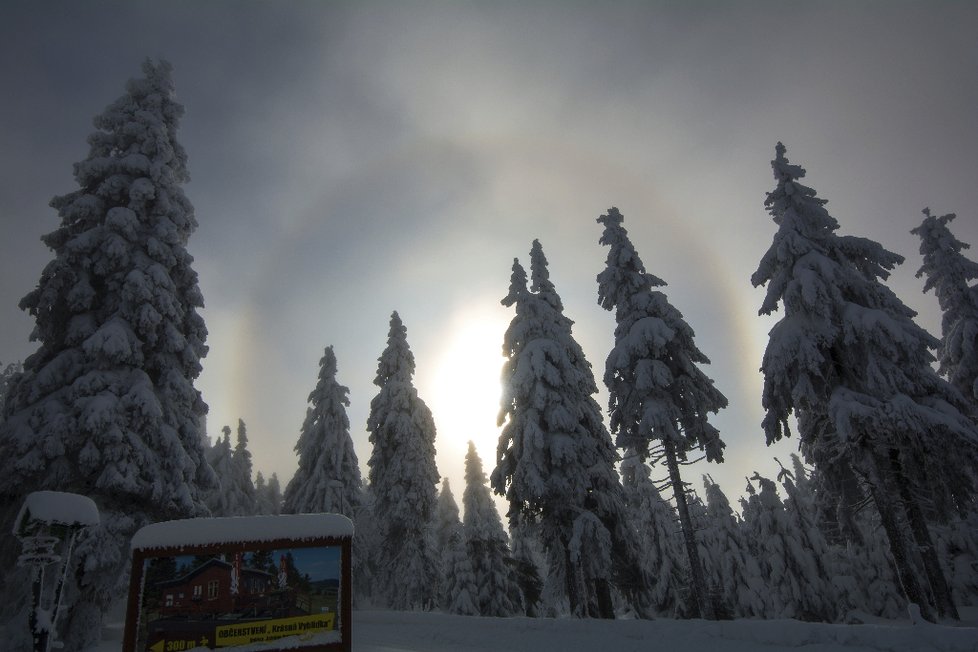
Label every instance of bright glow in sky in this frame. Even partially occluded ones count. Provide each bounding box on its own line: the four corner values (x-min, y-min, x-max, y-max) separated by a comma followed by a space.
422, 303, 510, 495
1, 1, 977, 516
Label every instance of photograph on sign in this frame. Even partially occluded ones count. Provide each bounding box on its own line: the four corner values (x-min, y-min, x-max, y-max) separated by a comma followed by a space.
133, 544, 342, 651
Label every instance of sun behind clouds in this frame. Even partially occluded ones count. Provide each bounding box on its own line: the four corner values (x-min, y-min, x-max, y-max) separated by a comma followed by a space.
425, 306, 509, 466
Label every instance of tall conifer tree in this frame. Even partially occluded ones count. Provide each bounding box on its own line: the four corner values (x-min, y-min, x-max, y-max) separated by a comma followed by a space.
205, 426, 234, 517
530, 240, 649, 616
596, 208, 727, 619
463, 441, 522, 616
435, 478, 462, 560
620, 451, 687, 617
912, 208, 978, 413
228, 419, 257, 516
434, 478, 468, 611
434, 478, 480, 616
698, 474, 766, 618
255, 471, 283, 515
741, 473, 834, 620
0, 60, 212, 647
494, 249, 646, 618
912, 209, 978, 609
752, 143, 978, 621
366, 312, 440, 610
282, 346, 363, 518
281, 346, 366, 602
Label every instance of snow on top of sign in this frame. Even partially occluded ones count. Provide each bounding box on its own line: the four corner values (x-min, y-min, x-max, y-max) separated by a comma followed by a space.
131, 513, 354, 550
14, 491, 100, 533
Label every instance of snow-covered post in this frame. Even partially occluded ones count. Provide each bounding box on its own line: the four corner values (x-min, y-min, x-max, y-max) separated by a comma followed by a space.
14, 491, 99, 652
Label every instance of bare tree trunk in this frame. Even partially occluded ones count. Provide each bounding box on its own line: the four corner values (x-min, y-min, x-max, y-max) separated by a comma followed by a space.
664, 440, 713, 620
860, 448, 937, 623
889, 449, 959, 620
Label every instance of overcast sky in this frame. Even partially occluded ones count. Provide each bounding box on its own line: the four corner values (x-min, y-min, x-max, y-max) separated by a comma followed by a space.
2, 1, 977, 513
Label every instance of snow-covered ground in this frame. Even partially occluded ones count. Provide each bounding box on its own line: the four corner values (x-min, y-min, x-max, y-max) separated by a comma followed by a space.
98, 608, 978, 652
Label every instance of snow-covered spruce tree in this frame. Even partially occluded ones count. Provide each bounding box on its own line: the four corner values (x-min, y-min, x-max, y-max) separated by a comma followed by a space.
352, 485, 380, 606
698, 474, 766, 619
530, 241, 651, 617
436, 478, 462, 559
366, 312, 441, 610
463, 441, 522, 616
741, 473, 834, 620
255, 471, 283, 515
912, 208, 978, 414
784, 455, 857, 582
434, 478, 465, 611
280, 346, 368, 601
445, 547, 480, 616
567, 246, 657, 611
777, 454, 860, 572
848, 514, 905, 619
775, 463, 838, 620
267, 473, 282, 511
0, 60, 213, 648
784, 454, 903, 620
255, 471, 268, 513
803, 451, 869, 549
508, 512, 545, 617
933, 510, 978, 607
493, 251, 646, 618
228, 419, 257, 516
620, 451, 688, 617
775, 457, 820, 542
205, 426, 235, 517
752, 143, 978, 621
435, 479, 479, 616
493, 255, 594, 617
282, 346, 363, 518
684, 490, 721, 614
596, 207, 727, 619
0, 362, 21, 417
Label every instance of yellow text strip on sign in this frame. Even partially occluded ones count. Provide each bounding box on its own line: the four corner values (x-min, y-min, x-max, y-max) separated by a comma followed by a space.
215, 613, 335, 647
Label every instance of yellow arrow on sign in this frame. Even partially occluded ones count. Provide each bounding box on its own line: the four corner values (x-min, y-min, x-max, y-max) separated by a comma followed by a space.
148, 641, 165, 652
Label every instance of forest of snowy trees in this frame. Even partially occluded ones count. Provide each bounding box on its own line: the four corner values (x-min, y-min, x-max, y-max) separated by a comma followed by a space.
1, 60, 977, 649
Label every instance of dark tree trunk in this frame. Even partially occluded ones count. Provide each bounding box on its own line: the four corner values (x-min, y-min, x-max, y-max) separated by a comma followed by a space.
825, 458, 867, 547
562, 533, 582, 617
889, 449, 960, 620
664, 440, 713, 620
513, 554, 541, 617
593, 577, 615, 619
860, 448, 937, 623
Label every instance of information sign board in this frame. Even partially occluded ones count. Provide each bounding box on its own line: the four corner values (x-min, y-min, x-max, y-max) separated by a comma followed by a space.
123, 515, 352, 652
